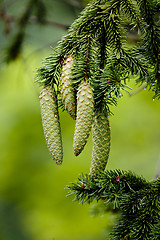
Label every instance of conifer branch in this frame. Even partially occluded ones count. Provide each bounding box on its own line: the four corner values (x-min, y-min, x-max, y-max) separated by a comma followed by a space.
68, 170, 160, 239
36, 1, 160, 238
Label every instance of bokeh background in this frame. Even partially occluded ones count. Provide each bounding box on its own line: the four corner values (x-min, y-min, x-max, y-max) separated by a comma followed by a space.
0, 0, 160, 239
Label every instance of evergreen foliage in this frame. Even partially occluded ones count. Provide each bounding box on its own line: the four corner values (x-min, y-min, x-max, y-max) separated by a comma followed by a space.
36, 0, 160, 238
37, 0, 160, 102
36, 0, 160, 166
68, 170, 160, 239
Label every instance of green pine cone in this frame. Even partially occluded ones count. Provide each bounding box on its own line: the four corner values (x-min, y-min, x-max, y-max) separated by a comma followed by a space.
39, 86, 63, 165
90, 111, 111, 177
73, 81, 94, 156
60, 56, 76, 120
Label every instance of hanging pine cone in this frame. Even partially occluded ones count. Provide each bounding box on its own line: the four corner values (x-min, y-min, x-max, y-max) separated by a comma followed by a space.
73, 80, 94, 156
39, 86, 63, 165
90, 111, 111, 176
60, 56, 76, 120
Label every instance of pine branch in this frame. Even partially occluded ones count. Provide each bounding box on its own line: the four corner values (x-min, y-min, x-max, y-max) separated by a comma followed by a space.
36, 2, 160, 237
135, 0, 160, 98
119, 0, 138, 20
37, 0, 160, 100
150, 221, 160, 240
34, 2, 160, 239
67, 170, 149, 204
68, 170, 160, 239
36, 0, 160, 171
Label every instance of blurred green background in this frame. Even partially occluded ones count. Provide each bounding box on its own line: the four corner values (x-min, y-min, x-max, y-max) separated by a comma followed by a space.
0, 1, 160, 240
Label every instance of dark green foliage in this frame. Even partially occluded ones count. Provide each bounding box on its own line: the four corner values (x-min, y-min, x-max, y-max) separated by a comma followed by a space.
37, 0, 160, 104
68, 170, 160, 239
68, 170, 149, 204
36, 48, 63, 87
150, 221, 160, 239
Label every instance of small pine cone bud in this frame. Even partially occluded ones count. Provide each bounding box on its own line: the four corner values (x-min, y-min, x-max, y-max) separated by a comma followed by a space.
39, 86, 63, 165
73, 81, 94, 156
60, 56, 76, 120
90, 111, 111, 177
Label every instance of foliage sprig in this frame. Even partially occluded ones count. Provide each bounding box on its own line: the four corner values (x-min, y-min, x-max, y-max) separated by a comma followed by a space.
37, 0, 160, 102
68, 170, 160, 239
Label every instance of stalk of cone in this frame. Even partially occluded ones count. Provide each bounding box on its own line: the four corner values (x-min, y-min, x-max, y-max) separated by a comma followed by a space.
90, 111, 111, 176
39, 86, 63, 165
73, 80, 94, 156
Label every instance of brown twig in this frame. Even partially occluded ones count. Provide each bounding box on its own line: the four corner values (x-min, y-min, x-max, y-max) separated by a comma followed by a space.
153, 154, 160, 180
0, 12, 70, 34
0, 8, 15, 34
129, 82, 147, 96
28, 16, 70, 30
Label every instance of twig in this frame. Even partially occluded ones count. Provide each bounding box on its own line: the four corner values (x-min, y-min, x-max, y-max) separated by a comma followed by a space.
153, 154, 160, 180
0, 12, 70, 33
129, 82, 147, 96
29, 16, 70, 30
63, 0, 85, 8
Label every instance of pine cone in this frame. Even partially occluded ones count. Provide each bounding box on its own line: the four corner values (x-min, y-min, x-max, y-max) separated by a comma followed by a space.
39, 86, 63, 165
60, 56, 76, 120
73, 81, 94, 156
90, 111, 111, 176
